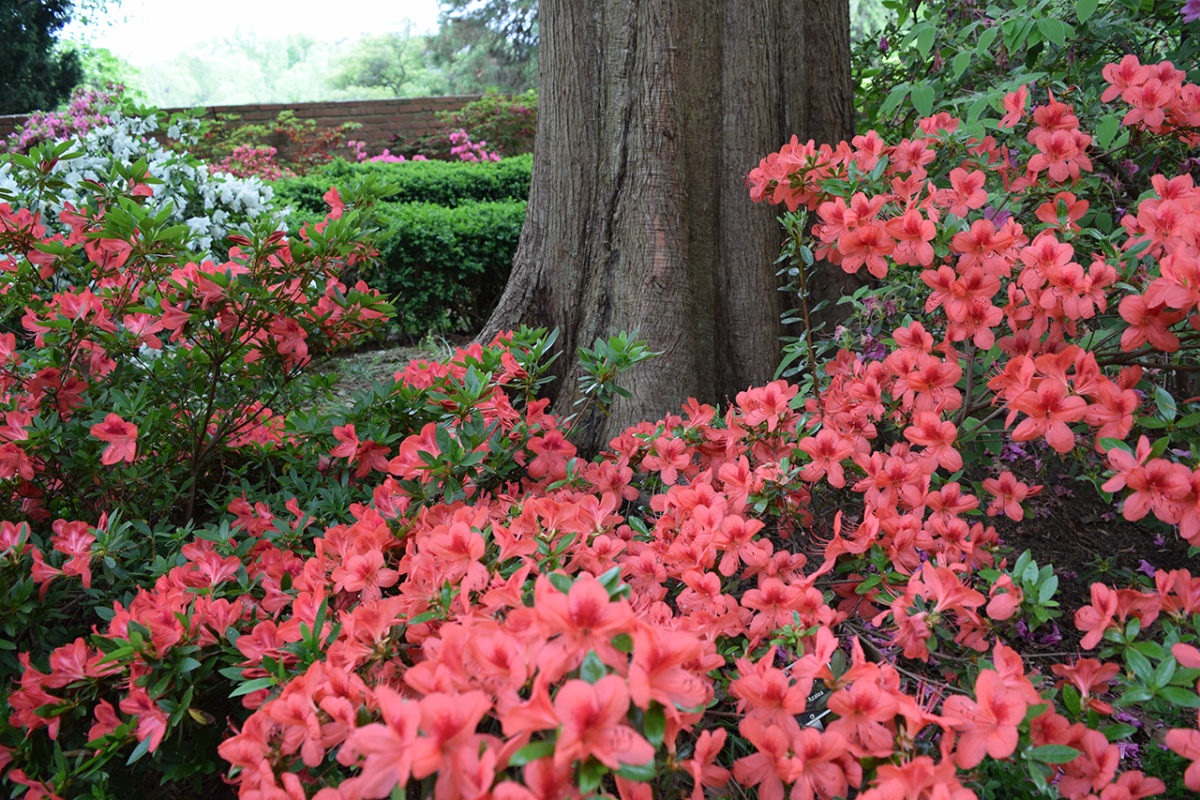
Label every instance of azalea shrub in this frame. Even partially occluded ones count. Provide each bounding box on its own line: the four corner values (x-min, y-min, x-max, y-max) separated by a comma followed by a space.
0, 150, 396, 790
210, 145, 297, 182
435, 90, 538, 157
853, 0, 1199, 136
0, 103, 282, 259
186, 110, 362, 177
0, 83, 126, 156
744, 42, 1200, 793
7, 25, 1200, 800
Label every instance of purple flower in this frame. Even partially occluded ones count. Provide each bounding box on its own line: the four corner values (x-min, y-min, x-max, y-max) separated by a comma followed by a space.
1184, 0, 1200, 24
1113, 709, 1141, 727
983, 206, 1013, 226
1137, 559, 1156, 578
1000, 442, 1027, 462
861, 339, 887, 361
1154, 533, 1166, 547
1116, 739, 1141, 764
1035, 622, 1062, 647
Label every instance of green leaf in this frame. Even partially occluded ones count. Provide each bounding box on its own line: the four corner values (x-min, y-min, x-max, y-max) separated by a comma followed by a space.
968, 96, 991, 126
1125, 648, 1154, 684
578, 758, 608, 794
230, 677, 275, 698
1095, 113, 1121, 149
1150, 436, 1170, 459
855, 573, 883, 595
643, 704, 666, 749
126, 735, 154, 765
597, 565, 625, 598
910, 84, 935, 118
580, 651, 607, 684
1075, 0, 1100, 23
1060, 685, 1081, 716
1115, 686, 1155, 706
509, 739, 555, 767
1158, 687, 1200, 707
1038, 575, 1058, 604
1176, 411, 1200, 429
1154, 386, 1177, 422
915, 24, 936, 59
951, 51, 971, 79
1036, 18, 1068, 47
616, 759, 657, 783
880, 84, 911, 119
976, 26, 999, 53
1102, 723, 1137, 741
1152, 654, 1177, 688
1029, 744, 1080, 764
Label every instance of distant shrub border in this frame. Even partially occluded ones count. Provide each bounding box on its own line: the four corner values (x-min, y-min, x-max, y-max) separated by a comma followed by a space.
369, 199, 526, 334
272, 157, 530, 336
285, 197, 526, 336
270, 155, 531, 211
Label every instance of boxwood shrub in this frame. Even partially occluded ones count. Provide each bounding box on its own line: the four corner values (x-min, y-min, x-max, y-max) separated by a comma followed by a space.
270, 154, 532, 212
287, 199, 526, 336
273, 157, 530, 336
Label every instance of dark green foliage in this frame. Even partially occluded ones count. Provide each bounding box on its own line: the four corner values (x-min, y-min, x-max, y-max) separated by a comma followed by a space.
271, 155, 532, 212
852, 0, 1199, 135
287, 199, 526, 336
0, 0, 83, 114
440, 0, 539, 62
273, 158, 530, 336
437, 90, 537, 156
371, 199, 525, 335
424, 0, 538, 94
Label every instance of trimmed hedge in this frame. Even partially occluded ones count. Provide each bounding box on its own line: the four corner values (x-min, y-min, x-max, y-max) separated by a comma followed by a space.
287, 199, 526, 335
270, 154, 532, 212
272, 157, 530, 336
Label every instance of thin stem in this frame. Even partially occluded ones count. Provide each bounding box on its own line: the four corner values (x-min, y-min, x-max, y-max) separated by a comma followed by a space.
954, 345, 976, 428
788, 222, 823, 400
960, 404, 1009, 440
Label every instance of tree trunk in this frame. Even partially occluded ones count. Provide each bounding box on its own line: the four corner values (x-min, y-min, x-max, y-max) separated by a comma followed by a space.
479, 0, 854, 452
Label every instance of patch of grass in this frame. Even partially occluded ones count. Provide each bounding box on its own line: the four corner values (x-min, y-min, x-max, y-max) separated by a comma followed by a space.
314, 340, 449, 416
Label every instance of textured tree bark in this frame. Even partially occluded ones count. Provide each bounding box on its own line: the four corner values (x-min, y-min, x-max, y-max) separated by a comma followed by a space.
479, 0, 854, 452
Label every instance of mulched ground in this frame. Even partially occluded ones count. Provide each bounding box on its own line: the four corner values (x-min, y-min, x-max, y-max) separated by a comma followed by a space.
1005, 490, 1193, 617
991, 445, 1194, 653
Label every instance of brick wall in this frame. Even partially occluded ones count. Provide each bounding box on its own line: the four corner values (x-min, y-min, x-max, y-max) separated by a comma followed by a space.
0, 95, 480, 156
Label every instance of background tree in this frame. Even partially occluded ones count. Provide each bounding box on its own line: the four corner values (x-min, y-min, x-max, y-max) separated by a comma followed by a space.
0, 0, 83, 113
332, 25, 439, 98
427, 0, 538, 94
479, 0, 855, 451
58, 41, 141, 95
438, 0, 538, 63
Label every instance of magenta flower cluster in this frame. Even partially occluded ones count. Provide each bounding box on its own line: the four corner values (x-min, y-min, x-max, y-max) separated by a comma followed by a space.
209, 145, 296, 181
448, 128, 502, 162
1, 84, 124, 155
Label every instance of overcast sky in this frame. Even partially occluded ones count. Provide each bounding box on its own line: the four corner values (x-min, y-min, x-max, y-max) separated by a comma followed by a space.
67, 0, 443, 65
